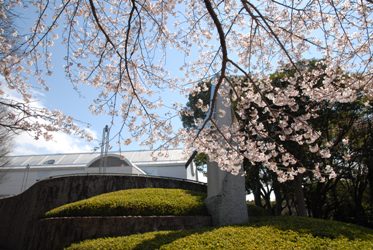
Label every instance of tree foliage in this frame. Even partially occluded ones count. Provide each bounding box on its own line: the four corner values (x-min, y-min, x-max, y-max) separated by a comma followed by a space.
183, 60, 373, 225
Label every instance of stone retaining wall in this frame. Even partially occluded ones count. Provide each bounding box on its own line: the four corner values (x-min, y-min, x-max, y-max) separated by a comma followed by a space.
0, 174, 207, 250
32, 216, 211, 250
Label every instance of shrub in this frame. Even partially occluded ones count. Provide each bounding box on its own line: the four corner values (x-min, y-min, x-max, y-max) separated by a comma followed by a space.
66, 216, 373, 250
248, 216, 373, 240
247, 204, 271, 217
45, 188, 207, 217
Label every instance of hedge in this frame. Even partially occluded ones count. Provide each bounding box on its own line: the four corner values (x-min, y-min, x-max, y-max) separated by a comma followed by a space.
45, 188, 207, 217
66, 216, 373, 250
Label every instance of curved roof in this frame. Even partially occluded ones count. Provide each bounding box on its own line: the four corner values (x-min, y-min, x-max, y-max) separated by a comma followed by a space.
86, 154, 146, 175
87, 154, 130, 167
3, 149, 186, 169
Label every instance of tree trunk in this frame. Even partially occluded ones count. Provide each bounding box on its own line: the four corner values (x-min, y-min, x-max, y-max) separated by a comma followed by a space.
293, 174, 307, 216
272, 174, 283, 215
252, 166, 262, 207
367, 156, 373, 209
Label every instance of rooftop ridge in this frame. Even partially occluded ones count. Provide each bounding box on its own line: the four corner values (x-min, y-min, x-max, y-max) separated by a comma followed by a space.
7, 148, 184, 158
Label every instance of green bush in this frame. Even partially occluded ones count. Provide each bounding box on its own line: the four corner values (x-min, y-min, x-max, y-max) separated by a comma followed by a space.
248, 216, 373, 240
45, 188, 207, 217
247, 204, 271, 217
66, 216, 373, 250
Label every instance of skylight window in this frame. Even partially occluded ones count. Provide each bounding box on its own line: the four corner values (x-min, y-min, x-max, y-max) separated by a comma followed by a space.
43, 159, 55, 165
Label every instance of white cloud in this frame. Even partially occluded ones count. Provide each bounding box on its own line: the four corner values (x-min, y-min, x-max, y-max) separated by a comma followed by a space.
2, 80, 99, 156
11, 130, 97, 155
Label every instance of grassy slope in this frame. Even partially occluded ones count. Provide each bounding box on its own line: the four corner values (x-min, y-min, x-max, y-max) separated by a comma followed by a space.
45, 188, 208, 217
67, 216, 373, 250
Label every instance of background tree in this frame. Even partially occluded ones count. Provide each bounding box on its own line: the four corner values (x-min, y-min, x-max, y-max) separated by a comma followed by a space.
182, 60, 373, 225
0, 103, 12, 166
0, 102, 13, 186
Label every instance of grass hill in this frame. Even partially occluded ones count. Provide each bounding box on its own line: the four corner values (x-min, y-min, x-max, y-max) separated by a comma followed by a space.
45, 188, 208, 217
45, 188, 373, 249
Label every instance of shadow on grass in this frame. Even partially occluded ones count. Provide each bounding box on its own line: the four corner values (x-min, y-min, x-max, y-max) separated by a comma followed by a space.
67, 216, 373, 249
248, 216, 373, 241
131, 216, 373, 249
132, 228, 211, 250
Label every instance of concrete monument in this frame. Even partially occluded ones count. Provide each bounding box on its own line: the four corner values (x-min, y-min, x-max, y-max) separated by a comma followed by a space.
205, 83, 249, 226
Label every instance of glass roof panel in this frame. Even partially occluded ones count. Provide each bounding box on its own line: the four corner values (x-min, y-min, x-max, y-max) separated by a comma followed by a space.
23, 156, 48, 165
6, 156, 30, 166
73, 153, 100, 164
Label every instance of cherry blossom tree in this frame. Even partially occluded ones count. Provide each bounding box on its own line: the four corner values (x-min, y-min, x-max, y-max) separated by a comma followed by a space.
0, 0, 372, 180
181, 61, 373, 217
0, 0, 92, 142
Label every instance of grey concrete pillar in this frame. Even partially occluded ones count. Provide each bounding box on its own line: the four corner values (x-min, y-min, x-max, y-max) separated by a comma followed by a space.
205, 83, 248, 226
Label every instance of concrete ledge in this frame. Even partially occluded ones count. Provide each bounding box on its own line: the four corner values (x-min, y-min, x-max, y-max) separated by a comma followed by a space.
32, 216, 212, 250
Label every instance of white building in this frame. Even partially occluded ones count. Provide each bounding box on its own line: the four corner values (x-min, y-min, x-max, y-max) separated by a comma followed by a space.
0, 149, 206, 198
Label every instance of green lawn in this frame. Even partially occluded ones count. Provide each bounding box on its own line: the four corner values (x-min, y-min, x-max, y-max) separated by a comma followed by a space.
45, 188, 208, 217
67, 216, 373, 250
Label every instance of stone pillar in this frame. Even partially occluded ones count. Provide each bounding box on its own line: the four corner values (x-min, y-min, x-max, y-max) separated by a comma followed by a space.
205, 83, 248, 226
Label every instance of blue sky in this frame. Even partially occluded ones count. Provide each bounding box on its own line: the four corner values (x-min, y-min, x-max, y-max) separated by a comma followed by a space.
7, 6, 191, 155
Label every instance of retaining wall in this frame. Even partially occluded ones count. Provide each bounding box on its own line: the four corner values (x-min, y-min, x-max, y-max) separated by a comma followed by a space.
0, 174, 207, 250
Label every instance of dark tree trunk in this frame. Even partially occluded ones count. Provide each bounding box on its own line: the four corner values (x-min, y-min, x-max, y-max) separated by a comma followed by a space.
353, 178, 368, 226
293, 174, 307, 216
367, 121, 373, 208
253, 167, 262, 207
367, 155, 373, 209
272, 174, 283, 215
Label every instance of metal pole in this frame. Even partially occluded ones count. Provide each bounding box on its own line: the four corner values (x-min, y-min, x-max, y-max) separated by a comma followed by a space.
99, 125, 110, 174
103, 125, 110, 174
99, 127, 105, 174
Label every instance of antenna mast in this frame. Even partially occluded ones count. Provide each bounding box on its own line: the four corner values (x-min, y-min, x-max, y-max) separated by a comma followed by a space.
99, 125, 110, 174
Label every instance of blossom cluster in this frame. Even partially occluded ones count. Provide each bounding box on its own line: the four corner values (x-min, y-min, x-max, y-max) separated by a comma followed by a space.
184, 62, 370, 182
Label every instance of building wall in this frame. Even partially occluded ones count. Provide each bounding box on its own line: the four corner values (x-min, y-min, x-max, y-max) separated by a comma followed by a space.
186, 163, 207, 183
0, 151, 206, 198
136, 162, 207, 182
0, 166, 138, 197
139, 164, 186, 179
0, 163, 205, 197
